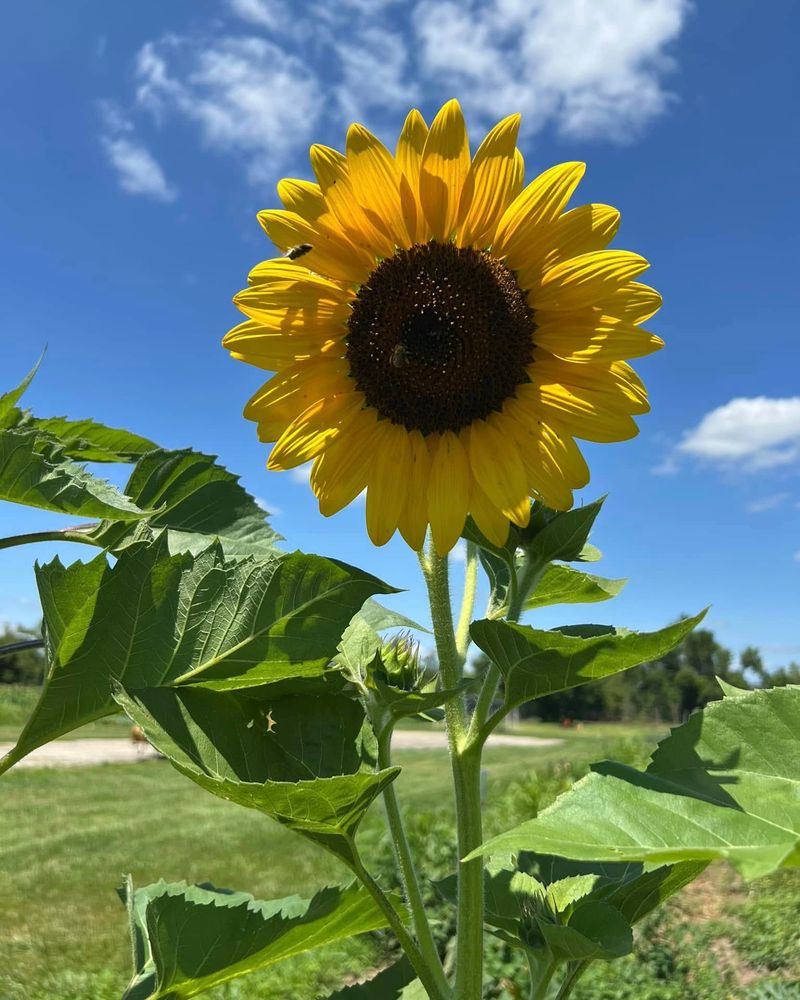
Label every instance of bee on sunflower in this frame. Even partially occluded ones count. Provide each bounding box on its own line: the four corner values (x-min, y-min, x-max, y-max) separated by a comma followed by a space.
224, 99, 662, 555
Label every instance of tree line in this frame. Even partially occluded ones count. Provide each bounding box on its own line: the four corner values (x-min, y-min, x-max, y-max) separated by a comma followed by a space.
3, 618, 799, 725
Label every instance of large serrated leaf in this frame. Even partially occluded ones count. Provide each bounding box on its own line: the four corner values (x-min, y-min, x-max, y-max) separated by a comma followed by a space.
0, 427, 148, 519
119, 875, 397, 1000
27, 415, 158, 462
0, 355, 43, 428
114, 686, 398, 861
89, 449, 282, 557
472, 685, 800, 880
0, 540, 395, 773
470, 611, 706, 719
524, 564, 626, 611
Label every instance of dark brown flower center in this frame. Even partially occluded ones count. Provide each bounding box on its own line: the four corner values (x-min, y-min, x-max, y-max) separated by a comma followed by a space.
345, 241, 535, 435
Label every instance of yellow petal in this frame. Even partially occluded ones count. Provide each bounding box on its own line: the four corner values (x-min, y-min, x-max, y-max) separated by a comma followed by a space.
311, 407, 379, 516
398, 430, 431, 551
596, 282, 663, 324
366, 422, 412, 545
533, 312, 663, 363
520, 368, 641, 442
396, 109, 429, 180
244, 358, 351, 425
467, 417, 530, 526
515, 203, 620, 288
427, 430, 470, 555
504, 401, 583, 508
493, 162, 585, 266
457, 113, 522, 249
310, 144, 393, 258
346, 123, 410, 250
532, 250, 650, 311
244, 258, 352, 295
396, 109, 429, 244
419, 99, 471, 242
535, 353, 649, 413
469, 479, 512, 547
277, 178, 326, 221
257, 209, 372, 285
223, 319, 341, 370
268, 393, 363, 469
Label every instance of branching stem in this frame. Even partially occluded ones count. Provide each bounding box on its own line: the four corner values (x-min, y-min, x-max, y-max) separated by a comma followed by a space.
0, 526, 99, 551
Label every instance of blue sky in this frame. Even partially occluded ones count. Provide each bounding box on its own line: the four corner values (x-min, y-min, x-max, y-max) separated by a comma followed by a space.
1, 0, 798, 667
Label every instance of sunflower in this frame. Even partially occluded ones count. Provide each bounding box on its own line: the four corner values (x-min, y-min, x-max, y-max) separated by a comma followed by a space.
224, 100, 662, 555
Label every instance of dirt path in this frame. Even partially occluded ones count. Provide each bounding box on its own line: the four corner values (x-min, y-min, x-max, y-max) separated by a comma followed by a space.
0, 732, 562, 769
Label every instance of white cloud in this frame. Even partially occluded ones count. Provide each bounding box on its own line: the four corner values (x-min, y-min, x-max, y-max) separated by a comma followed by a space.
677, 397, 800, 471
335, 25, 420, 121
98, 101, 177, 202
135, 35, 322, 182
451, 539, 467, 563
290, 463, 312, 484
227, 0, 285, 28
794, 550, 800, 563
413, 0, 688, 140
104, 0, 690, 192
746, 493, 790, 514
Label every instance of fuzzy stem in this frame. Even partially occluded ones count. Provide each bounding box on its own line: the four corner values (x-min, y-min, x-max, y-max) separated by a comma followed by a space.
454, 542, 479, 663
349, 852, 451, 1000
377, 728, 450, 997
421, 549, 483, 1000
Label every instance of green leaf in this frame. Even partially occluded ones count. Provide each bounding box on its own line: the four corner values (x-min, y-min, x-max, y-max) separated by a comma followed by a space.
470, 611, 706, 718
28, 415, 158, 462
0, 427, 148, 519
89, 449, 282, 557
472, 685, 800, 879
323, 960, 423, 999
519, 498, 606, 564
114, 686, 399, 861
0, 354, 44, 428
524, 564, 626, 611
537, 901, 632, 961
0, 541, 395, 773
358, 599, 427, 633
119, 875, 397, 1000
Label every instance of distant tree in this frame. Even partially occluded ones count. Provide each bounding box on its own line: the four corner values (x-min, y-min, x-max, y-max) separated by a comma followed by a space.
0, 622, 44, 685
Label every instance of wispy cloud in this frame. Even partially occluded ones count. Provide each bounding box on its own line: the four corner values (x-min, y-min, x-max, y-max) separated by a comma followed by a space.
98, 101, 177, 202
746, 492, 790, 514
102, 0, 691, 192
135, 35, 322, 183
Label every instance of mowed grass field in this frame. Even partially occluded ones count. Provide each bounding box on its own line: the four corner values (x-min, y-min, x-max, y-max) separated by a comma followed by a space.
1, 688, 798, 1000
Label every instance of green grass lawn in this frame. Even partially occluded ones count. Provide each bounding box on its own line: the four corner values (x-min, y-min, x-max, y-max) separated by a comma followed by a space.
1, 710, 798, 1000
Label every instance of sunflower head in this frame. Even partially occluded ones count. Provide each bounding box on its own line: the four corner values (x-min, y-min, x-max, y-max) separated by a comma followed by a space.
224, 100, 663, 555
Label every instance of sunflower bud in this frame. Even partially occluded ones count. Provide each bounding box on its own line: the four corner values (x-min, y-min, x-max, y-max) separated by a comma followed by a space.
369, 631, 431, 693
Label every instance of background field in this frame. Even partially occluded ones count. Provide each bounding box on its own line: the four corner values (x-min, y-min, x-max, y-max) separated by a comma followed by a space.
1, 699, 798, 1000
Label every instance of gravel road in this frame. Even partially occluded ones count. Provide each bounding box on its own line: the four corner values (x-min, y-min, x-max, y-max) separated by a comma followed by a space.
0, 731, 562, 769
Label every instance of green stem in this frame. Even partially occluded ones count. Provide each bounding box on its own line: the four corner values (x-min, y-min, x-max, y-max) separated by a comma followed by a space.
467, 551, 544, 747
554, 960, 589, 999
529, 956, 558, 1000
454, 542, 478, 663
421, 549, 483, 1000
349, 852, 450, 1000
0, 526, 100, 551
377, 728, 450, 998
